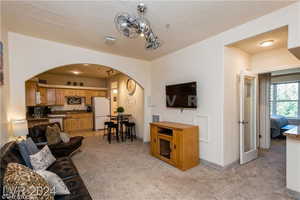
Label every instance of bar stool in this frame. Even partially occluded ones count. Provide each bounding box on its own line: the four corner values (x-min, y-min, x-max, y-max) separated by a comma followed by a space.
107, 123, 119, 144
125, 122, 136, 142
103, 121, 114, 139
120, 120, 129, 141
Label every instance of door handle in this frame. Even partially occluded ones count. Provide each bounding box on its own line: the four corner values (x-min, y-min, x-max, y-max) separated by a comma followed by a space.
238, 120, 248, 125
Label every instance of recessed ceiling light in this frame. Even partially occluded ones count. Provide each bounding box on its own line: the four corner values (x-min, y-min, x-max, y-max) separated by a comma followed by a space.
259, 40, 275, 47
112, 89, 118, 94
72, 71, 80, 75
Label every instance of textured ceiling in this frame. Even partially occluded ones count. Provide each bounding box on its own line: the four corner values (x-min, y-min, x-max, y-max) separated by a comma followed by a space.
2, 1, 294, 60
40, 64, 119, 78
230, 26, 288, 55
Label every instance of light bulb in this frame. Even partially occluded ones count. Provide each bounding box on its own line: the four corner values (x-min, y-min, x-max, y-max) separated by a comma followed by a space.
259, 40, 274, 47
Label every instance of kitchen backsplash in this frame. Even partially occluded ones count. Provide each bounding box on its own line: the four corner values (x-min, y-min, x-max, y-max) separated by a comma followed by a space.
51, 97, 87, 111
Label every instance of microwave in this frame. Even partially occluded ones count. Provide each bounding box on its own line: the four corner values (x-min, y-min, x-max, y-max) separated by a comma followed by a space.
67, 97, 82, 105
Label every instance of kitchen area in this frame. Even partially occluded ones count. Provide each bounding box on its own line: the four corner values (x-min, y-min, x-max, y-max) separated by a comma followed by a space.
26, 80, 109, 133
25, 63, 144, 139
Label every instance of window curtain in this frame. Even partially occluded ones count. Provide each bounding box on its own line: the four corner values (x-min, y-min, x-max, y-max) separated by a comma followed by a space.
258, 73, 271, 149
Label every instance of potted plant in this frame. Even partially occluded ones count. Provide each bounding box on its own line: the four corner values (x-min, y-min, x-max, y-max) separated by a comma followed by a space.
116, 106, 125, 115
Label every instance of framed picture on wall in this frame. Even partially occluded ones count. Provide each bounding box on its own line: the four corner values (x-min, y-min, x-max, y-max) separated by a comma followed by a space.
0, 42, 3, 85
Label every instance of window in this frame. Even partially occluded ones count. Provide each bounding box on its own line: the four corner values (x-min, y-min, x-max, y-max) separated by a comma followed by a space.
270, 82, 299, 118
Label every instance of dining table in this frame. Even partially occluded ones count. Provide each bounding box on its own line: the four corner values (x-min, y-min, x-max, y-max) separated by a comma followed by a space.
107, 114, 132, 142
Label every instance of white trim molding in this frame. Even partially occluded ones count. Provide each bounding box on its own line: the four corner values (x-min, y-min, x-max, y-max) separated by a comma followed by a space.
193, 114, 209, 143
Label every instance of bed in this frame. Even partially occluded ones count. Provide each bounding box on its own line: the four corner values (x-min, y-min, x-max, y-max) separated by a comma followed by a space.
271, 115, 297, 138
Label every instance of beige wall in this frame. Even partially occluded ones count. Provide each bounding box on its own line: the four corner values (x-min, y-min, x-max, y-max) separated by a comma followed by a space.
250, 48, 300, 73
223, 47, 250, 166
36, 73, 107, 88
0, 4, 10, 145
151, 37, 224, 165
109, 74, 144, 139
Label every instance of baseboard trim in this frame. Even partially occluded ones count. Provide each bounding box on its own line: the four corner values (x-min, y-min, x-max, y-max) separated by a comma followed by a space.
200, 159, 224, 170
223, 160, 240, 169
287, 189, 300, 199
200, 159, 240, 171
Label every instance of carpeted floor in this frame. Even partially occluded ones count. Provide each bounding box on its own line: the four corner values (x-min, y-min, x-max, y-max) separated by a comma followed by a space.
71, 135, 293, 200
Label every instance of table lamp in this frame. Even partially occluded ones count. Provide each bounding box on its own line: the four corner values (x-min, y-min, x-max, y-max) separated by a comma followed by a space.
11, 119, 28, 141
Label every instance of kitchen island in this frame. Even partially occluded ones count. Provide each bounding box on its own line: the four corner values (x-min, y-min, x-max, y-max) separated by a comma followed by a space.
284, 126, 300, 198
27, 111, 93, 132
63, 112, 93, 132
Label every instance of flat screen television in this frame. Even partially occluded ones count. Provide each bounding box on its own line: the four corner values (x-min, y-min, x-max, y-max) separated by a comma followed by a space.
166, 82, 197, 108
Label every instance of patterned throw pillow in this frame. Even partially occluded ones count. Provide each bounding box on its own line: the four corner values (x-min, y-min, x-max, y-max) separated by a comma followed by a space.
17, 138, 40, 168
36, 170, 70, 195
24, 137, 39, 154
3, 163, 54, 200
29, 145, 56, 171
46, 124, 62, 145
60, 132, 70, 143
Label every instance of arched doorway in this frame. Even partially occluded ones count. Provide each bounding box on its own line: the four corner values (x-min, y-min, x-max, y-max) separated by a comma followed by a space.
7, 32, 151, 142
24, 63, 145, 140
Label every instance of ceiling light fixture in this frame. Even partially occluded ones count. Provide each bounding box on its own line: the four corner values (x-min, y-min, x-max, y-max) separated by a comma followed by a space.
114, 2, 161, 50
259, 40, 274, 47
105, 36, 117, 45
72, 71, 80, 75
105, 36, 116, 41
112, 89, 118, 94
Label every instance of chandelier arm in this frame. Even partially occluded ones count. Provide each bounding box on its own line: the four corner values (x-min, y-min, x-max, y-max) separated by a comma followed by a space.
114, 2, 161, 50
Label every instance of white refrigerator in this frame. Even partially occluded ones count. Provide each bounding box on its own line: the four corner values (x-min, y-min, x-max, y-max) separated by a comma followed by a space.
92, 97, 110, 130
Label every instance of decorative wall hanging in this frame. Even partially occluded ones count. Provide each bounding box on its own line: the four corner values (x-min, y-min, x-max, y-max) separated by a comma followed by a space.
126, 78, 136, 95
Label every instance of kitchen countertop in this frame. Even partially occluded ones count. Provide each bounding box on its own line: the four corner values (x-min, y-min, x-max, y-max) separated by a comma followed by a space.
27, 116, 68, 121
27, 117, 50, 121
51, 110, 92, 114
27, 111, 92, 121
284, 126, 300, 140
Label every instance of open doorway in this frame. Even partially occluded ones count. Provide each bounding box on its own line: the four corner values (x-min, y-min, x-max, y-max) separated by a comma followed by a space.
224, 27, 300, 197
260, 69, 300, 150
226, 25, 300, 165
24, 63, 144, 141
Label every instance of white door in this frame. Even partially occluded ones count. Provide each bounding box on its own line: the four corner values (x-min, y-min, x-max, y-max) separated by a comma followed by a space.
239, 74, 258, 164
